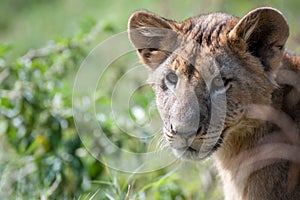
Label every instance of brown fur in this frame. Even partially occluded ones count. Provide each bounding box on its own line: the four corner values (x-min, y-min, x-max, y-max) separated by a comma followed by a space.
128, 7, 300, 200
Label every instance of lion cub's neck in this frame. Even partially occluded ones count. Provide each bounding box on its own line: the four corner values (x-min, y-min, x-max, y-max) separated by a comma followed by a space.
214, 121, 271, 167
213, 120, 275, 191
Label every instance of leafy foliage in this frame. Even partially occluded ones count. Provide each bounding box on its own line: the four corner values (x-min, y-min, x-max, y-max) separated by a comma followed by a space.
0, 22, 105, 199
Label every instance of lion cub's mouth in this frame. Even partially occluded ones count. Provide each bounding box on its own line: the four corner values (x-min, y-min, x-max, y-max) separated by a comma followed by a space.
163, 127, 225, 160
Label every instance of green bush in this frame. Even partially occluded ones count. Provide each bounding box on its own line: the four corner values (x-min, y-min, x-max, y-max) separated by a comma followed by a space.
0, 21, 106, 199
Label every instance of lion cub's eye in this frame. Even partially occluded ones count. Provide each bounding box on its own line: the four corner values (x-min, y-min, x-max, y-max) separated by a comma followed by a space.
212, 77, 224, 88
165, 72, 178, 85
211, 76, 232, 93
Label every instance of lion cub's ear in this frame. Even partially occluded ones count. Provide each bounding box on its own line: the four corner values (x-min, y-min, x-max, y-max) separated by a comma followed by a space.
229, 7, 289, 74
128, 11, 178, 70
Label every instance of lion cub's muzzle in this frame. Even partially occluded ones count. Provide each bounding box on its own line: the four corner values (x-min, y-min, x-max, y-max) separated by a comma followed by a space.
163, 124, 223, 160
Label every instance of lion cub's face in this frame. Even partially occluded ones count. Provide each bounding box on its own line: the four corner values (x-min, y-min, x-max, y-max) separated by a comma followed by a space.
128, 8, 289, 160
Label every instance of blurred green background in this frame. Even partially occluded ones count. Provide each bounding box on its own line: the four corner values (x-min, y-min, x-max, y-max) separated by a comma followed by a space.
1, 0, 300, 199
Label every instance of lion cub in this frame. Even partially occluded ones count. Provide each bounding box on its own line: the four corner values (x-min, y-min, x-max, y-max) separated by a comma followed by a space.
128, 7, 300, 200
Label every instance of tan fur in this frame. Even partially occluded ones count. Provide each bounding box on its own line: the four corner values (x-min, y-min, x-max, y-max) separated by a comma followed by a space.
128, 7, 300, 200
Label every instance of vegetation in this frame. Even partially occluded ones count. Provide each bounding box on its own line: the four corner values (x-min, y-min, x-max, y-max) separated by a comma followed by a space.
1, 0, 300, 199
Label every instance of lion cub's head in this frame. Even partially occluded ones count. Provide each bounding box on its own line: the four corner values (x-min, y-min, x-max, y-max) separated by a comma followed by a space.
128, 7, 289, 160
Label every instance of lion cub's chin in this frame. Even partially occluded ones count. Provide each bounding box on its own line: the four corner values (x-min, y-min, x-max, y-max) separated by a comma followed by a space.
169, 134, 224, 160
171, 147, 215, 161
